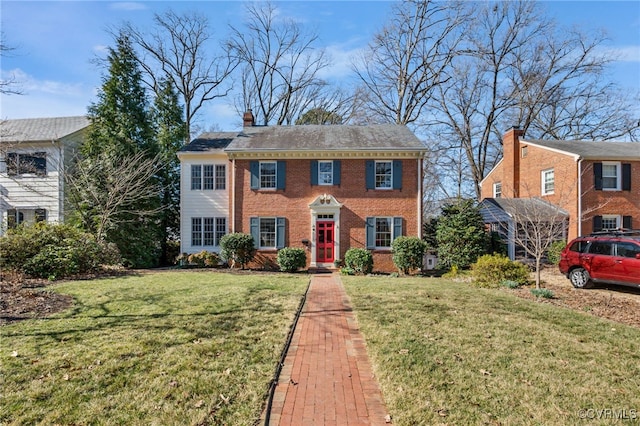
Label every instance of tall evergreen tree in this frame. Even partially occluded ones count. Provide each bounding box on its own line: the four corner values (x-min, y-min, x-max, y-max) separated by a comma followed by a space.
436, 199, 487, 270
152, 78, 188, 265
75, 31, 162, 267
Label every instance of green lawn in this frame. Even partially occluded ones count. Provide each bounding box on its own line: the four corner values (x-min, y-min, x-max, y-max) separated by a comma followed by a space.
1, 271, 309, 425
342, 275, 640, 426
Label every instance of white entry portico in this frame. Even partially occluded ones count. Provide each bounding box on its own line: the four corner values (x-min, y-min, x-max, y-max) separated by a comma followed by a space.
309, 194, 342, 268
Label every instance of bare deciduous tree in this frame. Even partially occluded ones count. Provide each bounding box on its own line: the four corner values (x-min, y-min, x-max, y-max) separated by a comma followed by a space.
66, 151, 163, 242
226, 2, 330, 126
1, 31, 22, 95
352, 0, 466, 125
124, 10, 236, 139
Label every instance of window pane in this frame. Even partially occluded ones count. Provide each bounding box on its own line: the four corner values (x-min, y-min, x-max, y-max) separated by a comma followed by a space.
602, 164, 618, 189
260, 218, 276, 247
543, 170, 554, 194
215, 165, 226, 190
203, 165, 215, 190
319, 161, 333, 185
215, 217, 226, 245
375, 218, 392, 247
601, 216, 618, 230
375, 161, 392, 189
260, 162, 276, 189
192, 218, 202, 246
191, 165, 202, 190
203, 217, 215, 245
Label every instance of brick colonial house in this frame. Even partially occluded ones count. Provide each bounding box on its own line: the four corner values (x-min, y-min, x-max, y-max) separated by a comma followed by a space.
481, 127, 640, 246
1, 116, 90, 235
178, 112, 427, 272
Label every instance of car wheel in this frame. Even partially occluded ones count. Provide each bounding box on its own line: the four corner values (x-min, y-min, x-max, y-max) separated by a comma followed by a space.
569, 268, 593, 289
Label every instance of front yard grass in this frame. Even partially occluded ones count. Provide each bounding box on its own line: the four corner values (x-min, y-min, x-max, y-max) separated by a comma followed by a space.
1, 271, 308, 425
343, 275, 640, 425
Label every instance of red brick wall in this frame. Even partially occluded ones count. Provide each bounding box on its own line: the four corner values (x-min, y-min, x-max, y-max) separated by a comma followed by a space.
231, 158, 421, 272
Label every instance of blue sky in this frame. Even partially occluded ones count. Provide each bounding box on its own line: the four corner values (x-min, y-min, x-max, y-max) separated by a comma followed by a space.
1, 1, 639, 131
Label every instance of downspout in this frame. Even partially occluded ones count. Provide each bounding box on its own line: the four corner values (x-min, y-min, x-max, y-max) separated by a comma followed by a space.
577, 158, 583, 237
231, 158, 236, 233
417, 157, 423, 238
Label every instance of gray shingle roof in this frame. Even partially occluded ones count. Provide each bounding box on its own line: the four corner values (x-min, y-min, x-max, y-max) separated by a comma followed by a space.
225, 124, 426, 152
524, 139, 640, 160
179, 132, 236, 153
0, 116, 90, 143
481, 197, 568, 223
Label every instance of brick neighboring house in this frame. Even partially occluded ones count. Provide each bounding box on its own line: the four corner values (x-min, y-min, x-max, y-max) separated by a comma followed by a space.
0, 116, 90, 235
178, 112, 427, 272
481, 127, 640, 248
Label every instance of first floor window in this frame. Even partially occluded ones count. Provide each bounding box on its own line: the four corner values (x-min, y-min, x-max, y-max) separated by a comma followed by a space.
542, 169, 554, 195
6, 208, 46, 228
260, 218, 276, 248
192, 217, 226, 246
366, 216, 402, 249
601, 215, 620, 230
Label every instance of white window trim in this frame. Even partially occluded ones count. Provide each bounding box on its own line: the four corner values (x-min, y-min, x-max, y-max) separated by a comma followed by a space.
259, 161, 277, 190
493, 182, 502, 198
259, 217, 277, 249
601, 214, 621, 230
541, 169, 554, 196
318, 160, 333, 186
191, 216, 227, 247
375, 160, 393, 190
602, 161, 621, 191
374, 216, 394, 249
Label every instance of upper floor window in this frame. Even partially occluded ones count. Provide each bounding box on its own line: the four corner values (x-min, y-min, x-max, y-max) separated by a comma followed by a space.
375, 161, 392, 189
318, 161, 333, 185
542, 169, 554, 195
6, 152, 47, 176
594, 162, 630, 191
493, 182, 502, 198
191, 164, 225, 191
260, 161, 277, 189
521, 146, 528, 158
250, 161, 286, 190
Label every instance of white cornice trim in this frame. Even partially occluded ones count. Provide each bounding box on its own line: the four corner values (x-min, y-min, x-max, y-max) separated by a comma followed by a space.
226, 150, 426, 160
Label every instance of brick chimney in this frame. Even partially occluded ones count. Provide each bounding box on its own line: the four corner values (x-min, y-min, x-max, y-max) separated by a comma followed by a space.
243, 109, 255, 127
502, 126, 525, 197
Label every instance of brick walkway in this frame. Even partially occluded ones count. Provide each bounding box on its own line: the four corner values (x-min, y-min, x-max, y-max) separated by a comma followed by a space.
268, 273, 391, 425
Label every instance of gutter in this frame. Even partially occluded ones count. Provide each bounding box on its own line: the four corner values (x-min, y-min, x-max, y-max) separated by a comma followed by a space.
577, 158, 583, 237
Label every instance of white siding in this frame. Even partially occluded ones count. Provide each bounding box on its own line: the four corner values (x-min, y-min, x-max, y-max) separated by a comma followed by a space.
179, 153, 229, 254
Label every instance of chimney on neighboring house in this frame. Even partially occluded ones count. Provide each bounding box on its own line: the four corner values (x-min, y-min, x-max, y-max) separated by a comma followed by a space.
502, 126, 525, 198
243, 109, 255, 127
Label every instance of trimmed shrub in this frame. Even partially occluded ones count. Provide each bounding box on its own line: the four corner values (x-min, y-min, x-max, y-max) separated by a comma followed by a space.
392, 236, 427, 274
546, 240, 566, 265
344, 248, 373, 275
340, 266, 355, 276
471, 254, 530, 288
219, 233, 256, 269
277, 247, 307, 272
0, 222, 121, 280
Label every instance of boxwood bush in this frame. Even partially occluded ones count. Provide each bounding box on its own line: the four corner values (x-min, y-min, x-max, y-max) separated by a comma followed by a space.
471, 254, 530, 288
344, 248, 373, 275
219, 233, 256, 269
277, 247, 307, 272
392, 236, 427, 274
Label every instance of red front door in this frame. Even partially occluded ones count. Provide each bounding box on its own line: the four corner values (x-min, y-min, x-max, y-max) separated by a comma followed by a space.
316, 221, 335, 263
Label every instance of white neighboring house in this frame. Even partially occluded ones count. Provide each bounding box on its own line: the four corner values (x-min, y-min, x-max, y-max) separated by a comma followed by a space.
0, 116, 90, 235
177, 132, 234, 255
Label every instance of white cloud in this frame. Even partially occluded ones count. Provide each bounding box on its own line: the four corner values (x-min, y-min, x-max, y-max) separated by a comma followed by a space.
608, 45, 640, 63
318, 43, 367, 81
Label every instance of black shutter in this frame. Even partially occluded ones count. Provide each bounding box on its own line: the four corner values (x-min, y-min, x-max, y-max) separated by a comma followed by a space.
622, 163, 631, 191
250, 217, 259, 248
594, 163, 603, 190
365, 160, 375, 189
392, 160, 403, 189
7, 209, 17, 228
623, 216, 632, 229
250, 161, 260, 189
310, 160, 318, 185
35, 209, 46, 222
6, 153, 17, 176
333, 160, 341, 186
593, 216, 603, 232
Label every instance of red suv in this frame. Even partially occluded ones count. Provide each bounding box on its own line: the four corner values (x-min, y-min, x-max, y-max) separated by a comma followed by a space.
559, 232, 640, 289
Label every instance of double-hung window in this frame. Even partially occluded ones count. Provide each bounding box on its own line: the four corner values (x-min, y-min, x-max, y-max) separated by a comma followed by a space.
259, 218, 276, 248
191, 217, 226, 246
493, 182, 502, 198
602, 163, 620, 190
191, 164, 226, 191
542, 169, 554, 195
260, 161, 277, 189
250, 217, 285, 249
375, 161, 392, 189
366, 217, 403, 249
595, 161, 631, 191
318, 161, 333, 185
